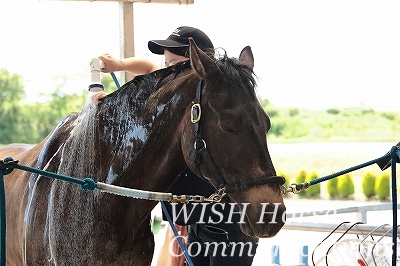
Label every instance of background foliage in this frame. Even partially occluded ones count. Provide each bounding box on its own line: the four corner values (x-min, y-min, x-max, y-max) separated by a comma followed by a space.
0, 69, 116, 144
2, 71, 400, 145
260, 99, 400, 142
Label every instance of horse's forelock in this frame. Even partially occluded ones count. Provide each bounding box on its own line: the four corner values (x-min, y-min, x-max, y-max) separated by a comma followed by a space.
217, 56, 257, 96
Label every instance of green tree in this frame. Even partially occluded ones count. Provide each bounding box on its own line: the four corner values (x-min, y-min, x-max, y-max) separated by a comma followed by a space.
101, 75, 118, 93
375, 172, 391, 201
326, 177, 338, 199
0, 68, 26, 143
28, 74, 117, 143
362, 172, 376, 199
337, 174, 355, 199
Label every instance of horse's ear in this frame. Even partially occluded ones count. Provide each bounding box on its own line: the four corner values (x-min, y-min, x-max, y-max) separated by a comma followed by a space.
189, 38, 221, 79
238, 46, 254, 71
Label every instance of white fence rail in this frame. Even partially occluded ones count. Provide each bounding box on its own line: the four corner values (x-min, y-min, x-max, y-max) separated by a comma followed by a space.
270, 203, 399, 265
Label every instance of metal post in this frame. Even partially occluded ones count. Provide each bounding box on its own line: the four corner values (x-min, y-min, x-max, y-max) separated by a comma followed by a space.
272, 245, 280, 265
300, 245, 308, 266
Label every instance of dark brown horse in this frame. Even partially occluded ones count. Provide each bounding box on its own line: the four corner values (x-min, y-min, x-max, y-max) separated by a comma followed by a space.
0, 39, 286, 265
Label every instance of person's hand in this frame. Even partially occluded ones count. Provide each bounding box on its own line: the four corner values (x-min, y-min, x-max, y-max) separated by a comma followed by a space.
90, 91, 108, 105
98, 53, 124, 73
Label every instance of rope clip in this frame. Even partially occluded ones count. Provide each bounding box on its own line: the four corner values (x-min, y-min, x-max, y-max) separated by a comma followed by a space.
189, 188, 226, 203
282, 182, 310, 194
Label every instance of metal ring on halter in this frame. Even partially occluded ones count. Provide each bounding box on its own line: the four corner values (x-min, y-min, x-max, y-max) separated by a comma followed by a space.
194, 139, 206, 150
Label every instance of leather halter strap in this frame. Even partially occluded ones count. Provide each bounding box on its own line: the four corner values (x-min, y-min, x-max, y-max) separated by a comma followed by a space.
191, 80, 286, 194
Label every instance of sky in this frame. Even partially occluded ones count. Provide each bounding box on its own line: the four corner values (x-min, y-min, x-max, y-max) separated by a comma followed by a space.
1, 0, 400, 111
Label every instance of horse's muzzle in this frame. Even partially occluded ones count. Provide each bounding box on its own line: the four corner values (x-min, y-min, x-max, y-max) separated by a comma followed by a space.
240, 202, 286, 238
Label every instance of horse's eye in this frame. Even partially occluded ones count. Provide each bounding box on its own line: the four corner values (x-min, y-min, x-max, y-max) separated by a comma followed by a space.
219, 115, 242, 134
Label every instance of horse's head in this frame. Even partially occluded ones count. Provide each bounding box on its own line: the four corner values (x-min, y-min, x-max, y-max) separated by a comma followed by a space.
181, 38, 286, 238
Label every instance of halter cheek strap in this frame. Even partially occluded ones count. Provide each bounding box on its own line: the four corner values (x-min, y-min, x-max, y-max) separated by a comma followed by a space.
191, 80, 286, 194
192, 80, 204, 166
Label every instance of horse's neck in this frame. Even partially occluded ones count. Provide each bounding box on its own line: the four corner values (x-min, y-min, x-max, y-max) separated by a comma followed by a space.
100, 79, 194, 190
56, 71, 194, 191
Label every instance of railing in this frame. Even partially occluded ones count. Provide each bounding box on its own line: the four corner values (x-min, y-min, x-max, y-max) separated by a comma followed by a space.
285, 203, 400, 231
270, 203, 400, 265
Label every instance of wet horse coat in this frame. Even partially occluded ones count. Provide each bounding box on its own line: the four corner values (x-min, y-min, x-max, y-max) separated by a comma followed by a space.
0, 39, 285, 265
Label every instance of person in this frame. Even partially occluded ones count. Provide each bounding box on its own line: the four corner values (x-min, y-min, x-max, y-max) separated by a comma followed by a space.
97, 26, 258, 266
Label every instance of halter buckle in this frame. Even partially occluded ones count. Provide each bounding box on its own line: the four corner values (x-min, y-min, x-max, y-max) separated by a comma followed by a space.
191, 103, 201, 123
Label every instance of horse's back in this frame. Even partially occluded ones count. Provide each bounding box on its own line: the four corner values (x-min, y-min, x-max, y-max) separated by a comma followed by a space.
0, 143, 34, 159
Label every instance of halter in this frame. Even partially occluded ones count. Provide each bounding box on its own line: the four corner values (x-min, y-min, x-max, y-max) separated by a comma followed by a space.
190, 80, 286, 200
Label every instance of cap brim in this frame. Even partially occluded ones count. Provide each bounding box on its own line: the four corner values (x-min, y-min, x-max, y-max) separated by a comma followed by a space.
148, 40, 189, 55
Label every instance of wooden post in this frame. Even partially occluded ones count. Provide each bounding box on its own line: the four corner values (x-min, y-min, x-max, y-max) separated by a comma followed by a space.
119, 2, 134, 83
49, 0, 194, 84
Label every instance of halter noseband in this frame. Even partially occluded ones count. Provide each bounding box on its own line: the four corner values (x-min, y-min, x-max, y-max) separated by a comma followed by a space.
191, 80, 286, 197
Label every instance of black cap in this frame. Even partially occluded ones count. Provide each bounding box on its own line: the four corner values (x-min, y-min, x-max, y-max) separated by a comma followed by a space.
148, 26, 214, 56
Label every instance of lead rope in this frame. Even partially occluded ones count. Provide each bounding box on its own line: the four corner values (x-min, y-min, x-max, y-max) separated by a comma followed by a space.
285, 149, 396, 194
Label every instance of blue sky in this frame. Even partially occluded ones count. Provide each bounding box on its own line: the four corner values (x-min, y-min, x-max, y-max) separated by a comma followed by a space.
1, 0, 399, 111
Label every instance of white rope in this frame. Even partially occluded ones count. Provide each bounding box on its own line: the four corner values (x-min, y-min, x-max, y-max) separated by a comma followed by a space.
96, 182, 173, 201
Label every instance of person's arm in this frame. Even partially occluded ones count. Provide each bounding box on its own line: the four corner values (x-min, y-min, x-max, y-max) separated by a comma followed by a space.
99, 53, 160, 74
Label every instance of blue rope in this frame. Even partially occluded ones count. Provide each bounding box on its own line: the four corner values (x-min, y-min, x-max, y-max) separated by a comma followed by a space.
295, 151, 393, 191
161, 202, 195, 266
110, 72, 121, 89
14, 163, 97, 191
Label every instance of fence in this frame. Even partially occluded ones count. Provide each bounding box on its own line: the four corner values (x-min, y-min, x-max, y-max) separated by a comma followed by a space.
270, 203, 399, 266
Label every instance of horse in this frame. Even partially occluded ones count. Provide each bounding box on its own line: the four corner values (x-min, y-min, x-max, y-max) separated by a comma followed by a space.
0, 38, 286, 265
